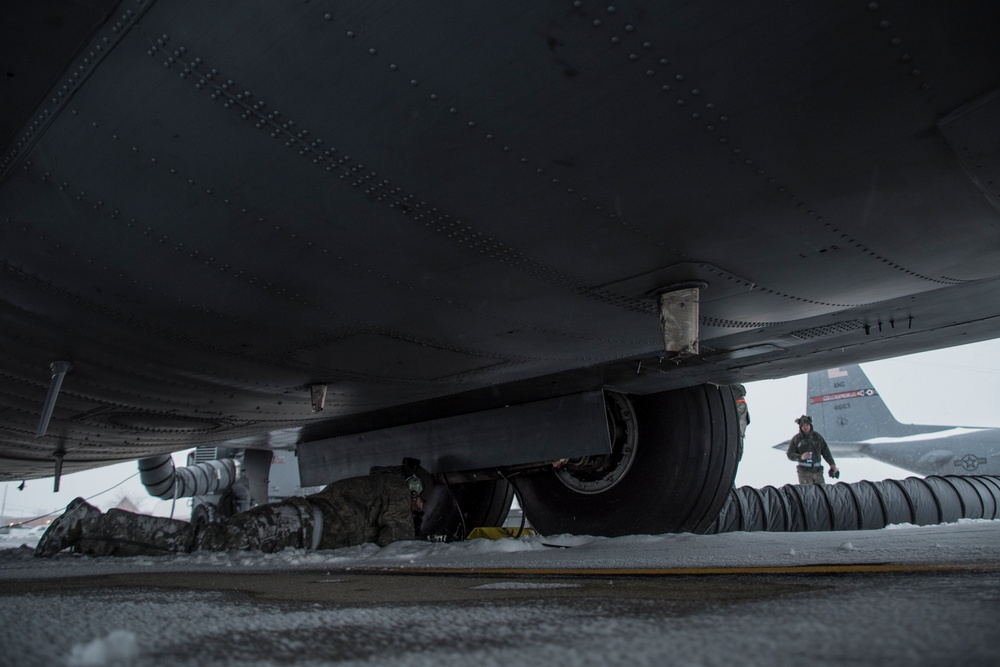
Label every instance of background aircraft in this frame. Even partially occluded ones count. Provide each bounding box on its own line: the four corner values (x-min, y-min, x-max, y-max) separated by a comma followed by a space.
775, 364, 1000, 477
2, 2, 1000, 538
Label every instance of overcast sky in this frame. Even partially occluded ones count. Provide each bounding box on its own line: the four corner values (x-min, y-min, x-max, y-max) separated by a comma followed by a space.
3, 337, 999, 523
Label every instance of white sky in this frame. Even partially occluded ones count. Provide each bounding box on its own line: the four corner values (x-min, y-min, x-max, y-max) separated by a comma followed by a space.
3, 337, 999, 522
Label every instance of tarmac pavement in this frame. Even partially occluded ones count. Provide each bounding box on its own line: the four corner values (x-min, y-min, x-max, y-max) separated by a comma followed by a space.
2, 522, 998, 665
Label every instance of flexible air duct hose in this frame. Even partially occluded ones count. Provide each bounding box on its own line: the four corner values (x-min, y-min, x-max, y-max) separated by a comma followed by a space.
138, 454, 238, 500
705, 475, 1000, 534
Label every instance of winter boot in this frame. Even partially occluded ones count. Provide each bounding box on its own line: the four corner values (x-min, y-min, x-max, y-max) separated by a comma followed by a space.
76, 509, 197, 557
34, 497, 103, 557
196, 496, 316, 553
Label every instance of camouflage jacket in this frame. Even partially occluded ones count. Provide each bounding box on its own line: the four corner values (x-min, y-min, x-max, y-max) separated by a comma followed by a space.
787, 430, 835, 467
307, 466, 415, 549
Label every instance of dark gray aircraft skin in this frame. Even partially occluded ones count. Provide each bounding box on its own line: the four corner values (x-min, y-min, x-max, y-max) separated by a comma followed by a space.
779, 365, 1000, 477
2, 1, 1000, 536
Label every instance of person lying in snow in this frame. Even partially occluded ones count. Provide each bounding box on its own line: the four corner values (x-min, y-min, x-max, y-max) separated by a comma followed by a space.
35, 459, 433, 557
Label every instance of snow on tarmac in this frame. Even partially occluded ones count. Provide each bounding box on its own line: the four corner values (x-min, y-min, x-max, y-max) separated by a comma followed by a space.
2, 518, 997, 578
1, 519, 998, 666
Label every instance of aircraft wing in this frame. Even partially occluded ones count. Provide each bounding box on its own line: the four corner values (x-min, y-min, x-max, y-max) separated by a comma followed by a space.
2, 1, 1000, 492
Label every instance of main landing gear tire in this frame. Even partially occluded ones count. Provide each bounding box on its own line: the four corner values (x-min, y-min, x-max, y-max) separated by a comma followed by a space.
516, 384, 740, 537
190, 503, 220, 531
418, 478, 514, 541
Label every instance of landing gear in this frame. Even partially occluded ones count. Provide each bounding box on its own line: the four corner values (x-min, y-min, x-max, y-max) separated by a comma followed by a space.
418, 478, 514, 541
190, 503, 220, 530
516, 384, 739, 537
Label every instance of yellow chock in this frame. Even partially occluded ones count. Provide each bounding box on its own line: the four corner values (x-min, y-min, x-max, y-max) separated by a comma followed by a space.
466, 526, 536, 540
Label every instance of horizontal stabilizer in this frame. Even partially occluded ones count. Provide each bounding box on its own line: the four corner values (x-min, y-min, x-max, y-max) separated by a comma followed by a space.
774, 439, 866, 458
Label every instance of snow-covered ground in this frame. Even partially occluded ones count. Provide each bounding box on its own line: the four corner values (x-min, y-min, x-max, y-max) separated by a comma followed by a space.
2, 520, 998, 666
2, 518, 999, 577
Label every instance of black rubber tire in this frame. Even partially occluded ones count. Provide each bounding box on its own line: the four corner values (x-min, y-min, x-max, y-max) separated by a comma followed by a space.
516, 384, 739, 537
418, 479, 515, 540
190, 503, 218, 530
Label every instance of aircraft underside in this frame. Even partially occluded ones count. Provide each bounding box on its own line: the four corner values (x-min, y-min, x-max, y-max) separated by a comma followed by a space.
1, 1, 999, 535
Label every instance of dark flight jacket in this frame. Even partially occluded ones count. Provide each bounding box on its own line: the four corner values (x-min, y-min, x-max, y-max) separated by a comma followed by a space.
786, 430, 836, 469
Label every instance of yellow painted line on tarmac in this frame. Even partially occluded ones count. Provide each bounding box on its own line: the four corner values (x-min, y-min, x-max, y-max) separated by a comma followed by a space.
348, 562, 1000, 577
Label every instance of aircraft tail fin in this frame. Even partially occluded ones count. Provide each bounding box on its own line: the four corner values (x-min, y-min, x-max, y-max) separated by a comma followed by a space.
806, 365, 914, 443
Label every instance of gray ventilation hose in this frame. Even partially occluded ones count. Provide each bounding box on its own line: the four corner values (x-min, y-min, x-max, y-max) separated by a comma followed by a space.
138, 454, 238, 500
705, 475, 1000, 534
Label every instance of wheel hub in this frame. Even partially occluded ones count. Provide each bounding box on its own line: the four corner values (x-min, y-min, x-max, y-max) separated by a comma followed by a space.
554, 392, 638, 494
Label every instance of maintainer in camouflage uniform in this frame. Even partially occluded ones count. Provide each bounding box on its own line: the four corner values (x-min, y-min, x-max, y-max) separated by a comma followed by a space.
732, 384, 750, 462
786, 415, 838, 485
35, 463, 431, 558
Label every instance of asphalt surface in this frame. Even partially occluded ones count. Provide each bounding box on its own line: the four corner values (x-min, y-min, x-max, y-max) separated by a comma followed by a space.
3, 564, 999, 666
3, 521, 999, 665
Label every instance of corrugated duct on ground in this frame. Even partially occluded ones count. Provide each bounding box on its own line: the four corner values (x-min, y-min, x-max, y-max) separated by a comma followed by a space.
705, 475, 1000, 533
